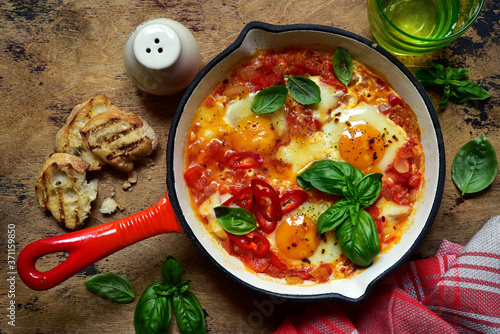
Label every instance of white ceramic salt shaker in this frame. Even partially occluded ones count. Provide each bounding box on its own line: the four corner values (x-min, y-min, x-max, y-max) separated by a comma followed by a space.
123, 18, 200, 96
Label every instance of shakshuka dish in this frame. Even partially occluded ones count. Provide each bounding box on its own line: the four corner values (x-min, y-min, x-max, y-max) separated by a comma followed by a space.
183, 47, 424, 284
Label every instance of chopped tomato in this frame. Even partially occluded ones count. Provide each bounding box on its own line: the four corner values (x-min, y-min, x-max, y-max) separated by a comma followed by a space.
183, 164, 209, 193
310, 263, 333, 283
203, 139, 226, 166
242, 253, 270, 273
388, 93, 403, 106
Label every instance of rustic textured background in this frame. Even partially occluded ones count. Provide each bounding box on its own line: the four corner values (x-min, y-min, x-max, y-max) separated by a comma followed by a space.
1, 0, 498, 333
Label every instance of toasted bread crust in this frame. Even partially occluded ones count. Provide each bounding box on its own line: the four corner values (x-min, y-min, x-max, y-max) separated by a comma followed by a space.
55, 96, 121, 171
35, 153, 98, 230
80, 110, 157, 172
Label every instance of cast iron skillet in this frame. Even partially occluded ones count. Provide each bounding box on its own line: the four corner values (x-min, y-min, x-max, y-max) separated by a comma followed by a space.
18, 22, 445, 303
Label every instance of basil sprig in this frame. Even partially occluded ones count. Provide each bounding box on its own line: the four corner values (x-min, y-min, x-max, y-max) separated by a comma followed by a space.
297, 160, 381, 267
135, 282, 172, 334
451, 134, 498, 196
416, 63, 491, 109
134, 256, 206, 334
84, 273, 135, 303
250, 75, 321, 114
214, 206, 257, 235
333, 46, 353, 87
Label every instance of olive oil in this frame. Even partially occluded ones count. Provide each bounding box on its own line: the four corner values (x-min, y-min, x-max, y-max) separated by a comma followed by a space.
380, 0, 460, 39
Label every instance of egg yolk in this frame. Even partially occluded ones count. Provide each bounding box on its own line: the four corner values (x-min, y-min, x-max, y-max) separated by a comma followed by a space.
275, 215, 320, 260
339, 124, 385, 172
231, 115, 279, 156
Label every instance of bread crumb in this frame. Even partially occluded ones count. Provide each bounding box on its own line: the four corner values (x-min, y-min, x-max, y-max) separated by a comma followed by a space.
122, 180, 132, 190
100, 197, 118, 214
128, 170, 138, 184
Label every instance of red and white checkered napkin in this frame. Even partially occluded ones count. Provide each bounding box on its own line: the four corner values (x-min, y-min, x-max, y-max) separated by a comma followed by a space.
273, 216, 500, 334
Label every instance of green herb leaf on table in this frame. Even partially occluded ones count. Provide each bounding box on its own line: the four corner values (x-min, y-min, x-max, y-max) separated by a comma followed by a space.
250, 85, 288, 114
84, 273, 135, 303
451, 134, 498, 195
172, 290, 207, 334
284, 75, 321, 105
333, 46, 353, 87
415, 63, 491, 109
162, 255, 187, 284
214, 206, 257, 235
134, 281, 172, 334
135, 256, 207, 334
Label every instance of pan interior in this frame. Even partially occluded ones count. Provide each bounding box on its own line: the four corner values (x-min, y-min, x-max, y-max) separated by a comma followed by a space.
169, 25, 442, 301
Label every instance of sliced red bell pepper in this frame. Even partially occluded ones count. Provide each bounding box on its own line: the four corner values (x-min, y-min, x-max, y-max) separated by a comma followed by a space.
255, 213, 276, 234
227, 231, 270, 256
222, 186, 254, 211
269, 251, 288, 270
226, 151, 263, 169
280, 190, 308, 216
251, 179, 282, 224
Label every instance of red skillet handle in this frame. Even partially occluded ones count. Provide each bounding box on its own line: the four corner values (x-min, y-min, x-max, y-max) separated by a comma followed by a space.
18, 192, 183, 291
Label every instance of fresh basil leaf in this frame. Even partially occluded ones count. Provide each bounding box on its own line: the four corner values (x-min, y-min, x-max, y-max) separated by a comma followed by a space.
153, 283, 177, 297
417, 63, 490, 109
451, 134, 498, 195
176, 280, 192, 294
354, 173, 383, 208
415, 68, 440, 86
341, 174, 358, 203
450, 68, 469, 80
161, 255, 186, 284
172, 290, 207, 334
336, 209, 379, 267
297, 160, 363, 195
333, 47, 353, 87
134, 282, 171, 334
154, 280, 192, 297
251, 85, 288, 114
431, 63, 446, 77
316, 198, 351, 235
84, 273, 134, 303
214, 206, 257, 235
284, 75, 321, 105
449, 81, 492, 103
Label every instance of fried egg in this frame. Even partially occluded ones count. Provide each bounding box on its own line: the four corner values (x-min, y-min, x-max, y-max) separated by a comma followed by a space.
276, 82, 408, 175
268, 201, 343, 267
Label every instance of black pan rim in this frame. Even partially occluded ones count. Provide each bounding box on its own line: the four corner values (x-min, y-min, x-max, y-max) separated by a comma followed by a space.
166, 21, 445, 303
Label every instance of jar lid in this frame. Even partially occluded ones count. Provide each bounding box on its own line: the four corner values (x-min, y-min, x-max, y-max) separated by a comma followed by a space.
132, 23, 181, 70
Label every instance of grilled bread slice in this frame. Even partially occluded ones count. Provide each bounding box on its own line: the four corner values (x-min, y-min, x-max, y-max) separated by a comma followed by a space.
55, 96, 121, 171
35, 153, 98, 230
80, 110, 157, 172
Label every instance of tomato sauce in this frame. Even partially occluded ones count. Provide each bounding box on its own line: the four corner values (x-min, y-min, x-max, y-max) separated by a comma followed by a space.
184, 47, 424, 284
